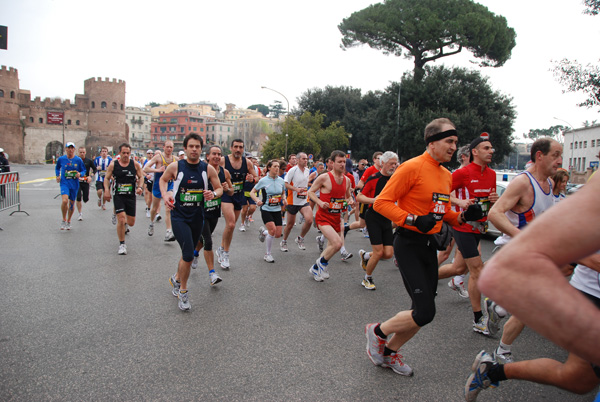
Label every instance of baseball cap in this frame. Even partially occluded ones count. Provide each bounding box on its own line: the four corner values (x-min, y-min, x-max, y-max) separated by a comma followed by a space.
147, 149, 153, 154
66, 142, 75, 148
178, 151, 185, 156
0, 148, 4, 153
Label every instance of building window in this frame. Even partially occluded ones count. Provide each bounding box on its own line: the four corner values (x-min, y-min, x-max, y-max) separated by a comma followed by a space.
39, 117, 43, 123
170, 135, 176, 140
101, 101, 107, 109
575, 142, 578, 149
91, 101, 95, 108
76, 120, 80, 125
29, 117, 33, 123
0, 89, 3, 97
112, 102, 117, 110
584, 141, 587, 148
160, 136, 166, 141
193, 127, 197, 131
200, 128, 204, 132
570, 142, 573, 149
121, 104, 124, 110
10, 91, 15, 98
583, 157, 587, 169
68, 119, 72, 125
181, 127, 184, 133
592, 140, 596, 147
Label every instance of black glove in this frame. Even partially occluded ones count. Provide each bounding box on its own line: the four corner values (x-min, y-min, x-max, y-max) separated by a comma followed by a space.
463, 204, 484, 222
415, 214, 437, 233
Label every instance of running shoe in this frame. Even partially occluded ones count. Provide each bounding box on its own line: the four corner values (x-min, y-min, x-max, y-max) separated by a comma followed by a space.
465, 350, 499, 402
248, 216, 254, 223
102, 204, 106, 210
239, 224, 246, 232
362, 227, 369, 238
365, 323, 386, 366
309, 264, 324, 282
264, 254, 275, 263
258, 226, 266, 243
112, 214, 117, 225
280, 240, 288, 252
359, 249, 368, 271
155, 213, 162, 222
170, 273, 180, 297
191, 255, 199, 269
66, 221, 72, 230
341, 250, 353, 261
178, 290, 190, 311
125, 225, 130, 234
209, 272, 222, 286
118, 243, 127, 255
493, 347, 514, 364
146, 208, 151, 218
448, 277, 469, 298
148, 223, 154, 236
295, 236, 305, 250
485, 298, 504, 336
382, 352, 413, 376
343, 224, 350, 238
362, 277, 376, 290
317, 258, 329, 279
77, 213, 83, 221
164, 229, 175, 242
245, 216, 250, 227
216, 246, 224, 264
316, 235, 324, 252
220, 250, 230, 269
473, 316, 490, 336
60, 221, 67, 230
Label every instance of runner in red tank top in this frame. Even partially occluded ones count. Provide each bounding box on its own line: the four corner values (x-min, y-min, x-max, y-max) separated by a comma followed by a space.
307, 151, 354, 282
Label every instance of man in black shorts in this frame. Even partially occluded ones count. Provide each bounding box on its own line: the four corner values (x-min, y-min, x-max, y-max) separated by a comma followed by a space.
216, 139, 254, 269
103, 143, 144, 255
356, 151, 398, 290
75, 146, 97, 221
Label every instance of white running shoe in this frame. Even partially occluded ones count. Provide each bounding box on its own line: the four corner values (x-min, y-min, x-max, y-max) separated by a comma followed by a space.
191, 255, 199, 269
77, 213, 83, 221
111, 214, 117, 225
146, 208, 151, 218
295, 236, 306, 250
118, 244, 127, 255
317, 258, 329, 279
148, 223, 154, 236
220, 250, 230, 269
65, 221, 72, 230
448, 277, 469, 298
239, 224, 246, 232
209, 272, 222, 286
258, 226, 266, 242
155, 213, 162, 222
178, 290, 191, 311
309, 264, 324, 282
280, 240, 288, 252
340, 250, 353, 261
316, 235, 324, 252
60, 221, 66, 230
164, 229, 175, 242
264, 254, 275, 263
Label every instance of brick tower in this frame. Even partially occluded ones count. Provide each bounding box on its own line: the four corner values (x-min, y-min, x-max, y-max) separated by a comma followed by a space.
0, 66, 24, 162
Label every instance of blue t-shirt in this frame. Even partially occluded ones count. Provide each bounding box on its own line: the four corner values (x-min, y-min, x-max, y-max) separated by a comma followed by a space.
55, 155, 86, 187
254, 175, 285, 212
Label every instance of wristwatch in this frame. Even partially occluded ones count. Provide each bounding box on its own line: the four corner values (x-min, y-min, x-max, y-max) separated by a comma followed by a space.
212, 191, 217, 198
405, 214, 416, 226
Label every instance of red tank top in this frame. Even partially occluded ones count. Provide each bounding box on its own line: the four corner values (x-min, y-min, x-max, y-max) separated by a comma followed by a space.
320, 172, 347, 214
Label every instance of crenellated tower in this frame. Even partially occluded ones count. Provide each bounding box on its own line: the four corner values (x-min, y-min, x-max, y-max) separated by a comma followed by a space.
0, 66, 24, 162
83, 77, 127, 152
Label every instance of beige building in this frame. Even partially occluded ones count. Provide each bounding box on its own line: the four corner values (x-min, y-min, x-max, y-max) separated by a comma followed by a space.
126, 106, 152, 153
562, 124, 600, 176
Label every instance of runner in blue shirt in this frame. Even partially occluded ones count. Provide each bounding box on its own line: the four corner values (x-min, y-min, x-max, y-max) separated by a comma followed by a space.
55, 142, 86, 230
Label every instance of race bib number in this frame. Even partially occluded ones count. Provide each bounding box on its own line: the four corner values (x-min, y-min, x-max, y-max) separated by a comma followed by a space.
232, 181, 243, 193
267, 194, 282, 207
297, 188, 308, 199
65, 170, 78, 179
474, 196, 490, 218
117, 183, 133, 195
180, 189, 204, 206
204, 197, 221, 211
328, 197, 346, 214
79, 176, 88, 182
429, 193, 450, 221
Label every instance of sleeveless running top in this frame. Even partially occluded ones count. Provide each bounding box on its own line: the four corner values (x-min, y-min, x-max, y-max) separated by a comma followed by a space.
495, 171, 554, 246
112, 159, 137, 197
171, 159, 208, 221
154, 154, 174, 184
204, 165, 226, 218
319, 172, 348, 214
95, 156, 112, 182
225, 156, 248, 195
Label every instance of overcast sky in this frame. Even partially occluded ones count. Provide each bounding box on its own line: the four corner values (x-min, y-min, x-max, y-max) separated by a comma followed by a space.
1, 0, 599, 141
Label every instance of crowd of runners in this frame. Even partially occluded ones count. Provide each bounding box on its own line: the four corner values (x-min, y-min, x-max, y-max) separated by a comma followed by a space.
53, 119, 600, 400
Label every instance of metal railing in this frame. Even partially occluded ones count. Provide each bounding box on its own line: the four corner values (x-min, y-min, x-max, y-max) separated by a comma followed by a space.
0, 171, 29, 230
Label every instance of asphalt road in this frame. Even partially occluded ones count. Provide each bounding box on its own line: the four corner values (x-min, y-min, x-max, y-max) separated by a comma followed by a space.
1, 164, 597, 401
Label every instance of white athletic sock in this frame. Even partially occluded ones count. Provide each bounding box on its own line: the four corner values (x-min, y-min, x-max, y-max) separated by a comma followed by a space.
262, 229, 269, 237
266, 234, 274, 254
365, 274, 372, 280
495, 304, 508, 318
340, 246, 347, 254
319, 234, 324, 242
364, 252, 371, 261
455, 275, 465, 284
498, 342, 511, 353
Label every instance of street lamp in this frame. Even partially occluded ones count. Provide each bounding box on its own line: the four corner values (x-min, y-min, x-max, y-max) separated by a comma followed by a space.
261, 86, 290, 159
554, 117, 575, 171
348, 133, 352, 157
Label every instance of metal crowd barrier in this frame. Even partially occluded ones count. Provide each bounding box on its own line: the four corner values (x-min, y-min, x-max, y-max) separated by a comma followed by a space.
0, 171, 29, 230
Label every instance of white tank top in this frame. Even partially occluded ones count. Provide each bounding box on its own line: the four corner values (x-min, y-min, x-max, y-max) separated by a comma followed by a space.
495, 171, 554, 246
570, 250, 600, 299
